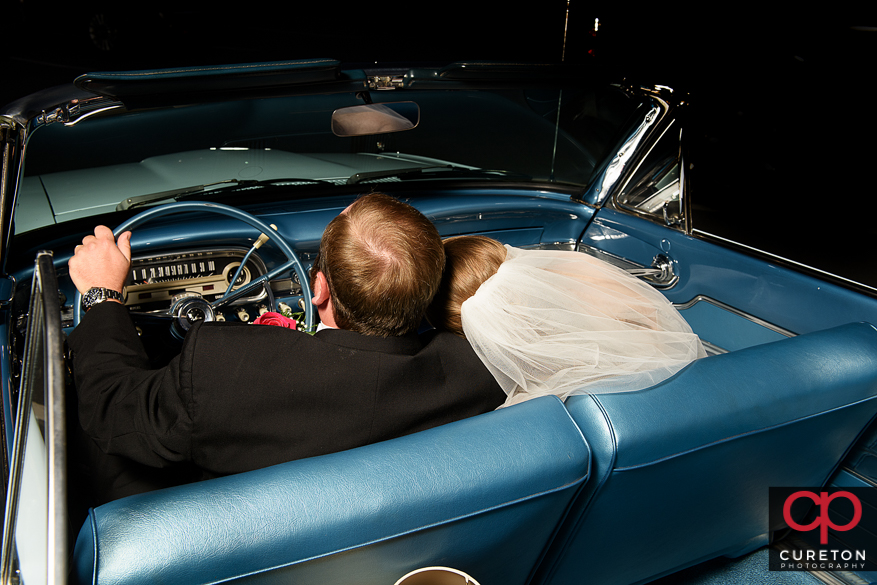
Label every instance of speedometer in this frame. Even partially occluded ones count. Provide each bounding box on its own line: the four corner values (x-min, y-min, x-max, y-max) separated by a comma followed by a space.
125, 248, 269, 312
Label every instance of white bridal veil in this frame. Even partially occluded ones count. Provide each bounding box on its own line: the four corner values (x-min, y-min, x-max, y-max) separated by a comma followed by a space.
460, 247, 706, 406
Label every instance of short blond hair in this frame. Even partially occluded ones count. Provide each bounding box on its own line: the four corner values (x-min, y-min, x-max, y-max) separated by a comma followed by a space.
427, 235, 507, 337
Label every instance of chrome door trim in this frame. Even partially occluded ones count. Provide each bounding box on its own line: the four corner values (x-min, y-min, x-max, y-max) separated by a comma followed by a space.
674, 294, 796, 339
576, 243, 678, 288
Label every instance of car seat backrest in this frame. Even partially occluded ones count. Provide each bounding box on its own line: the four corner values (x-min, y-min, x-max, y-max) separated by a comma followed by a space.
73, 395, 589, 585
534, 322, 877, 585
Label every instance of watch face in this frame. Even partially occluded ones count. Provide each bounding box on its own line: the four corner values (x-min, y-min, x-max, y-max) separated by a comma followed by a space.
82, 289, 101, 307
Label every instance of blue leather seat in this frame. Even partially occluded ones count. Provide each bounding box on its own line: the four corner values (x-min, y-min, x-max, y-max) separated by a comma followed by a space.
73, 395, 589, 585
532, 322, 877, 585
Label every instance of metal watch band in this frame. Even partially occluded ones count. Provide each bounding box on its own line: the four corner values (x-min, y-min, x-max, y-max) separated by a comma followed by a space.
81, 287, 125, 311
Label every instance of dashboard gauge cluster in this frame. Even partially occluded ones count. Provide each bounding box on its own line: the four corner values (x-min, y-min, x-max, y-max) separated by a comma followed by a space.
123, 247, 300, 317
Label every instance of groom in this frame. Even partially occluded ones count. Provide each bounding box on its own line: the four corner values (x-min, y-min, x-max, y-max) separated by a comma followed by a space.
67, 193, 505, 504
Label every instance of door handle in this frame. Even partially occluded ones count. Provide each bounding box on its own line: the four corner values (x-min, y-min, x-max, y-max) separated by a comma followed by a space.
625, 253, 677, 287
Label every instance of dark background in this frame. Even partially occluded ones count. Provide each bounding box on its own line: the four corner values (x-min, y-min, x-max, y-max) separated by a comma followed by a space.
2, 4, 875, 288
5, 5, 871, 103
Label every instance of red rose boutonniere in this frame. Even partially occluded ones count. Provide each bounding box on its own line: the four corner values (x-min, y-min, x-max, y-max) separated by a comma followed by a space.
251, 304, 315, 334
253, 311, 297, 329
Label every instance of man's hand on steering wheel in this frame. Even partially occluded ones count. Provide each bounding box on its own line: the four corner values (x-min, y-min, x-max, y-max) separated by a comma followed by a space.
69, 225, 132, 297
70, 202, 314, 331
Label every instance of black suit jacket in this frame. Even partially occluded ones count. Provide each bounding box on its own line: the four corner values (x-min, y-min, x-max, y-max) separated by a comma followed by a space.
67, 302, 505, 501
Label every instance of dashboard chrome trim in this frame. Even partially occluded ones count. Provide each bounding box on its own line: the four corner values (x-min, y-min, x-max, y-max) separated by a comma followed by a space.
125, 246, 271, 311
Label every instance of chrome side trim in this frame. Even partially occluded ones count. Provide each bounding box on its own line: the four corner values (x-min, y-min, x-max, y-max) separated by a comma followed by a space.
838, 467, 877, 489
692, 228, 877, 297
699, 340, 727, 356
673, 295, 796, 338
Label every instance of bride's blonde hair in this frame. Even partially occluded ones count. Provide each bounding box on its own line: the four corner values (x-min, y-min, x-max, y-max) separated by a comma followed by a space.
427, 235, 507, 337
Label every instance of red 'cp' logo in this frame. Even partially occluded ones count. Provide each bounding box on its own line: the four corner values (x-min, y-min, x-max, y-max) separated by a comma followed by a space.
783, 491, 863, 545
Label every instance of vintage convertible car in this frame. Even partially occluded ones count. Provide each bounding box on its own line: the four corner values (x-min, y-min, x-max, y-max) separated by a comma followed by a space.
1, 59, 876, 585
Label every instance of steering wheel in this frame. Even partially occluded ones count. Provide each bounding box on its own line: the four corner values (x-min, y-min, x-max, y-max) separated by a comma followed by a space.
73, 201, 314, 333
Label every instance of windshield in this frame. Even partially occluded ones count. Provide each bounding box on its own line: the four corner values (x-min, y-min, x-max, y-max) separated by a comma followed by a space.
16, 82, 643, 234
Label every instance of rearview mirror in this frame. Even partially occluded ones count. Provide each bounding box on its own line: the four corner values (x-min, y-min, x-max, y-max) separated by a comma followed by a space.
332, 103, 419, 137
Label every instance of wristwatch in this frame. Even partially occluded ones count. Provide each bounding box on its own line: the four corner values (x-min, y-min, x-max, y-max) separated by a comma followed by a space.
81, 287, 125, 311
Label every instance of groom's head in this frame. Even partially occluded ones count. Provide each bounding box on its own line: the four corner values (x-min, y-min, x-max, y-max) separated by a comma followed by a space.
311, 193, 444, 337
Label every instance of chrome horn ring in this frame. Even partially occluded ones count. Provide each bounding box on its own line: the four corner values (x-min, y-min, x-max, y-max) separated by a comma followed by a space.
170, 293, 215, 340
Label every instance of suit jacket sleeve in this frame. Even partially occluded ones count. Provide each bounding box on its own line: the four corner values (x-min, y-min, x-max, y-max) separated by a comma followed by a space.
67, 301, 195, 467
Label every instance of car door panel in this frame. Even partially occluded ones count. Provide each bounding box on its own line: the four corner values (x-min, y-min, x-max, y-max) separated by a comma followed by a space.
580, 208, 877, 352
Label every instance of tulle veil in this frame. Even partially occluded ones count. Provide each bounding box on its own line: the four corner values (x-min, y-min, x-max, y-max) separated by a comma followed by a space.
460, 246, 706, 407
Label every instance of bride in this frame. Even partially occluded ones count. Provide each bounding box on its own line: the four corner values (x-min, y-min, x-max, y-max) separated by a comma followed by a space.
427, 236, 706, 406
